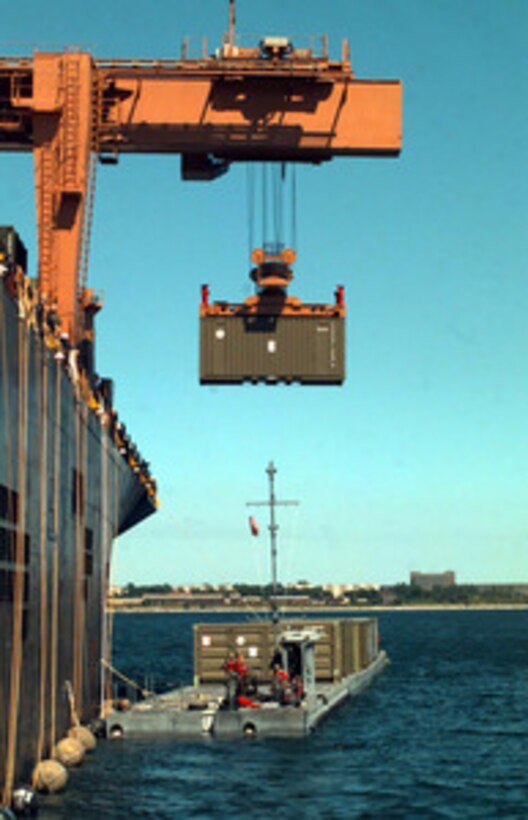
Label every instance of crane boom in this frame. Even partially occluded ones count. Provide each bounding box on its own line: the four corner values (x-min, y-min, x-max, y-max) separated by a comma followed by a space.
0, 36, 401, 340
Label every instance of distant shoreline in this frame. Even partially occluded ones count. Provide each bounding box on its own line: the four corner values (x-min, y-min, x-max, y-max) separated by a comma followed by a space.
108, 603, 528, 614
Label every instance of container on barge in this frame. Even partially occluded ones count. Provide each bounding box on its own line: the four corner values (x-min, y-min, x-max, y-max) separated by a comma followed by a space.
106, 617, 388, 740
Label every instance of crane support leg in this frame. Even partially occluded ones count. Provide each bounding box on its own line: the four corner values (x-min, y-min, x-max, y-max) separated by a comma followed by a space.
32, 52, 95, 341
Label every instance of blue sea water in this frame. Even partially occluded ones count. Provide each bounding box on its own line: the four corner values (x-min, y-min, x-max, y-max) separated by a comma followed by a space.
39, 610, 528, 818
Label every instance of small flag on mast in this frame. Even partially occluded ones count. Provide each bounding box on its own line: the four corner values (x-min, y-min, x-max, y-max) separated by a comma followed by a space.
248, 516, 259, 537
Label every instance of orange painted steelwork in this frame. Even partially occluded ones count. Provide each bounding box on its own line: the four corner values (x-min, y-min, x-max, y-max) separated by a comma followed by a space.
201, 298, 345, 319
0, 36, 401, 341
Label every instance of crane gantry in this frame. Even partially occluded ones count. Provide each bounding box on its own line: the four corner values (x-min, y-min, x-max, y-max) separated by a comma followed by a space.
0, 4, 401, 349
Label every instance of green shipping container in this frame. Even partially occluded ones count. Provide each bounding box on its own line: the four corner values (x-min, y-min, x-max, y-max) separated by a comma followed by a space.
200, 314, 345, 385
193, 618, 379, 686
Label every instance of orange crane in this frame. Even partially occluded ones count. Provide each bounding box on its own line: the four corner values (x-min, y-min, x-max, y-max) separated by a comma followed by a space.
0, 5, 401, 347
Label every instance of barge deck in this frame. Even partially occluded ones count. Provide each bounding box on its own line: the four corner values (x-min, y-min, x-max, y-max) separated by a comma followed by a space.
107, 649, 388, 740
105, 618, 388, 741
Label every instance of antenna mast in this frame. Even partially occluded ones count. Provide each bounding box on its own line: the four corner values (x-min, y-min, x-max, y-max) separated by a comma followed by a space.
247, 461, 299, 645
229, 0, 236, 52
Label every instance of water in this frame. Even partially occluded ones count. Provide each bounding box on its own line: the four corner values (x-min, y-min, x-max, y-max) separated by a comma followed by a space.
40, 610, 528, 818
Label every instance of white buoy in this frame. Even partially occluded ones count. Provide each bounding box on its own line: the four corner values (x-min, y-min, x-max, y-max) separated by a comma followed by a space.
52, 736, 85, 767
68, 725, 96, 751
33, 759, 68, 793
108, 724, 123, 739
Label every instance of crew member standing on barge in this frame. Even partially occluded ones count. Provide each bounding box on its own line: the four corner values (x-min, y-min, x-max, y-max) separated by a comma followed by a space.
272, 662, 292, 704
223, 650, 250, 707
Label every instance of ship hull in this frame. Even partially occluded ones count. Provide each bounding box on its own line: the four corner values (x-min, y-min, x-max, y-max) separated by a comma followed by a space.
0, 275, 155, 797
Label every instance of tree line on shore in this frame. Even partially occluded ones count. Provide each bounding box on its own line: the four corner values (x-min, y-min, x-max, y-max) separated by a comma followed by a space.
115, 582, 528, 607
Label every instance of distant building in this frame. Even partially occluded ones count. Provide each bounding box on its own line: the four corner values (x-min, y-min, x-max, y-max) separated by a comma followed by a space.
323, 583, 380, 599
410, 571, 456, 591
323, 583, 348, 599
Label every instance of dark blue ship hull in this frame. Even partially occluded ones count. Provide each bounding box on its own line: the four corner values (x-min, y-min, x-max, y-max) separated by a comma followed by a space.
0, 270, 155, 798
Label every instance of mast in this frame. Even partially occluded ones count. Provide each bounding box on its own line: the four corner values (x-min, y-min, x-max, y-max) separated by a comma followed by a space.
247, 461, 299, 645
228, 0, 236, 52
268, 462, 279, 624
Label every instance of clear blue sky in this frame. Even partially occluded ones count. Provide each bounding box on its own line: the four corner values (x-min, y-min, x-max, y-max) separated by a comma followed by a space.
2, 0, 527, 586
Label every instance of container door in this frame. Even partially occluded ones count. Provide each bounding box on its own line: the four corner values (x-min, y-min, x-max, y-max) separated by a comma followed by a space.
314, 321, 339, 377
212, 320, 227, 376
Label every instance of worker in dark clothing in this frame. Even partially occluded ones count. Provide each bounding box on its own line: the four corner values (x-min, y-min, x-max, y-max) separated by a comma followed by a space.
291, 674, 304, 704
272, 661, 292, 704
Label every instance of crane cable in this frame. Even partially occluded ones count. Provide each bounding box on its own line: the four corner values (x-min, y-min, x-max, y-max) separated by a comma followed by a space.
272, 164, 280, 247
49, 357, 62, 750
0, 294, 15, 807
99, 419, 111, 715
35, 340, 49, 777
246, 162, 298, 260
246, 164, 255, 265
164, 508, 268, 624
262, 163, 268, 250
291, 164, 298, 252
104, 452, 121, 707
2, 318, 29, 807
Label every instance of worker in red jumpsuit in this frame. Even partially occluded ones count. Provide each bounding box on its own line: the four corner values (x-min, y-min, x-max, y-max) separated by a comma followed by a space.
223, 650, 250, 708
